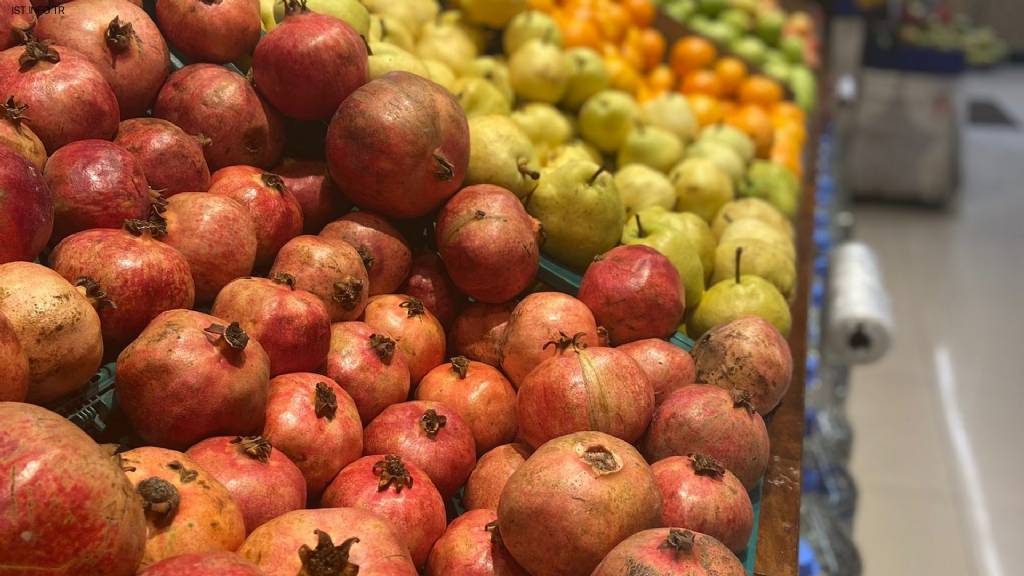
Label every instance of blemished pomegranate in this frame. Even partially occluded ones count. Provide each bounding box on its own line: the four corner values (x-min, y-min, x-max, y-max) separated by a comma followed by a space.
0, 40, 119, 152
320, 211, 412, 296
426, 509, 529, 576
322, 454, 447, 567
498, 292, 599, 388
211, 274, 331, 376
618, 338, 697, 406
50, 221, 196, 351
0, 403, 146, 575
592, 528, 745, 575
363, 401, 477, 498
238, 508, 418, 576
0, 97, 47, 169
120, 446, 246, 568
415, 357, 518, 455
185, 435, 307, 534
139, 551, 265, 576
269, 235, 369, 321
651, 454, 753, 553
692, 316, 793, 415
274, 158, 348, 234
0, 0, 34, 51
363, 294, 446, 383
116, 309, 271, 449
435, 184, 540, 304
643, 385, 770, 490
153, 64, 284, 169
463, 443, 530, 511
448, 301, 514, 367
115, 118, 211, 195
323, 321, 411, 425
326, 71, 470, 219
0, 311, 28, 401
156, 0, 260, 64
400, 251, 465, 329
0, 262, 103, 403
0, 145, 51, 264
252, 2, 368, 120
44, 139, 150, 242
497, 431, 662, 576
261, 373, 364, 495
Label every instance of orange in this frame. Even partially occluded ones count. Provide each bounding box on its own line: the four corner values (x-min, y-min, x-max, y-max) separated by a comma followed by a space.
726, 104, 776, 158
559, 17, 603, 50
687, 94, 724, 127
604, 55, 642, 94
771, 101, 806, 126
714, 57, 748, 97
638, 28, 666, 71
669, 36, 717, 76
680, 69, 724, 98
636, 82, 659, 104
647, 65, 676, 92
738, 75, 784, 108
595, 3, 631, 43
774, 122, 807, 147
529, 0, 557, 11
771, 145, 804, 178
622, 0, 656, 27
618, 35, 647, 70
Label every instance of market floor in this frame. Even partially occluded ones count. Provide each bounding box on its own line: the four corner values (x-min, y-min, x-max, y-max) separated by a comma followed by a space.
848, 67, 1024, 576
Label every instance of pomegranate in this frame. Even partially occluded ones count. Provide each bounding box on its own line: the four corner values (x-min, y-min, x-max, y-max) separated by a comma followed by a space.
115, 118, 211, 195
323, 321, 410, 425
643, 385, 769, 490
262, 373, 364, 495
401, 251, 465, 329
497, 431, 662, 576
0, 97, 46, 169
592, 528, 745, 575
0, 0, 33, 51
320, 211, 412, 296
463, 443, 530, 511
326, 71, 469, 219
156, 0, 260, 64
208, 166, 303, 267
651, 454, 753, 552
0, 403, 146, 575
426, 509, 529, 576
363, 294, 445, 382
618, 338, 696, 406
238, 508, 417, 576
185, 435, 307, 534
274, 158, 348, 234
415, 357, 517, 454
140, 551, 265, 576
0, 311, 28, 401
116, 309, 271, 448
269, 235, 368, 320
0, 145, 50, 264
50, 221, 196, 351
120, 446, 246, 568
153, 64, 284, 169
362, 400, 476, 498
449, 301, 513, 367
0, 40, 119, 152
211, 274, 331, 376
692, 316, 793, 414
0, 262, 103, 403
498, 292, 599, 388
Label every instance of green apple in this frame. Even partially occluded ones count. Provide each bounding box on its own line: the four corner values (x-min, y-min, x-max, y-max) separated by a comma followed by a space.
711, 198, 793, 239
561, 48, 610, 111
368, 42, 429, 80
460, 0, 528, 28
719, 217, 795, 261
504, 10, 563, 55
466, 115, 540, 201
640, 92, 698, 145
368, 15, 416, 52
578, 90, 639, 153
730, 36, 768, 66
417, 21, 478, 75
741, 160, 800, 219
273, 0, 369, 34
511, 103, 574, 149
670, 158, 734, 222
756, 8, 786, 46
509, 39, 570, 104
453, 77, 512, 117
542, 140, 602, 170
362, 0, 438, 39
685, 140, 745, 185
719, 8, 752, 32
690, 247, 791, 337
698, 124, 755, 163
615, 165, 676, 215
464, 57, 515, 104
624, 210, 705, 306
618, 125, 684, 174
423, 59, 457, 92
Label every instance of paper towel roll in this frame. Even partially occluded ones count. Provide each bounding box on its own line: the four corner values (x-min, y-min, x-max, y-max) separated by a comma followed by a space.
828, 241, 894, 364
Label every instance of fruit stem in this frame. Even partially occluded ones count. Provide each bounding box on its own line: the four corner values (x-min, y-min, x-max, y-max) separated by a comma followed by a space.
731, 388, 756, 414
420, 409, 447, 438
74, 277, 116, 311
232, 436, 272, 463
450, 356, 470, 379
659, 529, 696, 560
314, 381, 338, 421
204, 322, 250, 351
332, 277, 363, 310
734, 246, 743, 284
372, 455, 414, 493
543, 331, 588, 353
399, 296, 426, 317
485, 521, 504, 545
297, 530, 360, 576
261, 173, 287, 193
18, 40, 59, 70
369, 333, 397, 363
271, 272, 297, 289
1, 97, 29, 130
518, 161, 540, 180
588, 166, 606, 185
137, 477, 180, 527
105, 16, 138, 54
634, 213, 646, 238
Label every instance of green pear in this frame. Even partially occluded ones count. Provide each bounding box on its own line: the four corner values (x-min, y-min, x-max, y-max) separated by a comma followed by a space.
730, 36, 769, 66
670, 158, 734, 222
526, 161, 624, 270
711, 198, 793, 239
755, 8, 785, 46
437, 10, 490, 52
614, 165, 675, 215
719, 217, 795, 261
621, 207, 715, 282
698, 124, 755, 162
368, 42, 429, 80
362, 0, 438, 39
578, 90, 639, 153
466, 115, 541, 200
618, 125, 685, 174
689, 247, 791, 337
624, 211, 705, 306
639, 92, 698, 145
685, 140, 746, 184
780, 36, 805, 64
274, 0, 369, 34
504, 10, 563, 55
720, 8, 752, 32
423, 59, 457, 92
416, 21, 478, 75
712, 239, 794, 300
453, 77, 512, 117
561, 48, 610, 111
542, 140, 602, 170
789, 66, 818, 112
741, 160, 800, 219
368, 15, 416, 51
464, 57, 515, 104
511, 103, 574, 149
460, 0, 528, 28
509, 39, 571, 104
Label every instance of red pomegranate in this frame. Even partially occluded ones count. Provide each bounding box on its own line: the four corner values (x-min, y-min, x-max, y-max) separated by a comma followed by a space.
0, 41, 119, 152
185, 435, 307, 534
498, 292, 599, 388
156, 0, 260, 64
0, 0, 34, 51
651, 454, 753, 552
0, 262, 103, 403
449, 301, 513, 367
323, 321, 411, 425
269, 235, 369, 320
211, 274, 331, 375
415, 357, 517, 454
497, 431, 662, 576
618, 338, 696, 406
426, 509, 529, 576
0, 97, 47, 169
463, 443, 530, 511
363, 294, 446, 382
115, 118, 211, 195
140, 551, 265, 576
238, 508, 417, 576
400, 251, 465, 329
320, 211, 412, 296
592, 528, 744, 575
643, 385, 769, 490
120, 446, 246, 568
0, 311, 28, 401
326, 71, 469, 219
274, 158, 348, 233
0, 403, 146, 575
153, 64, 284, 169
262, 373, 364, 495
116, 309, 271, 448
0, 145, 51, 264
363, 400, 476, 498
322, 455, 446, 567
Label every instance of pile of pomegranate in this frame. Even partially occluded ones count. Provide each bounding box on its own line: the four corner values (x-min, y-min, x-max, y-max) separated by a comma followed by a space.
0, 2, 795, 575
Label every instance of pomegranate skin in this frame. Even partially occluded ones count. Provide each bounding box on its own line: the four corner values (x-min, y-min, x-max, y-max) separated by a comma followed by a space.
323, 321, 411, 425
115, 309, 271, 449
261, 373, 364, 495
269, 235, 369, 321
115, 118, 211, 195
363, 294, 446, 383
363, 400, 477, 499
401, 251, 464, 330
326, 71, 469, 219
0, 0, 34, 51
449, 301, 513, 368
618, 338, 697, 406
497, 431, 662, 576
320, 211, 412, 296
0, 101, 47, 170
44, 139, 150, 242
0, 403, 146, 576
139, 551, 265, 576
0, 146, 51, 264
0, 311, 28, 401
426, 509, 529, 576
274, 158, 349, 234
463, 443, 530, 511
156, 0, 260, 64
593, 528, 744, 575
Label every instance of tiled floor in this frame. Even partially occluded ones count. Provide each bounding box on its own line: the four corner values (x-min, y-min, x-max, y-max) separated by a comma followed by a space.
848, 68, 1024, 575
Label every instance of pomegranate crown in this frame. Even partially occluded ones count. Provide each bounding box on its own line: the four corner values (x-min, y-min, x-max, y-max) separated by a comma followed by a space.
372, 454, 414, 493
297, 530, 359, 576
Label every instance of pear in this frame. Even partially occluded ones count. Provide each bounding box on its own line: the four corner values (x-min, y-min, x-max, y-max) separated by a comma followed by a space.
466, 115, 541, 201
368, 42, 429, 80
621, 207, 715, 283
368, 15, 416, 51
699, 124, 756, 163
438, 10, 490, 53
712, 239, 795, 300
464, 57, 515, 104
423, 59, 457, 92
273, 0, 369, 34
618, 125, 685, 174
741, 160, 801, 219
689, 247, 792, 337
719, 217, 795, 261
416, 20, 478, 75
685, 140, 746, 184
711, 198, 793, 239
542, 140, 602, 170
362, 0, 438, 38
578, 90, 639, 153
509, 39, 571, 104
561, 48, 610, 111
624, 211, 705, 307
670, 157, 735, 222
504, 10, 563, 55
614, 165, 675, 215
260, 0, 277, 31
453, 77, 512, 117
460, 0, 528, 28
511, 103, 574, 149
639, 92, 698, 145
